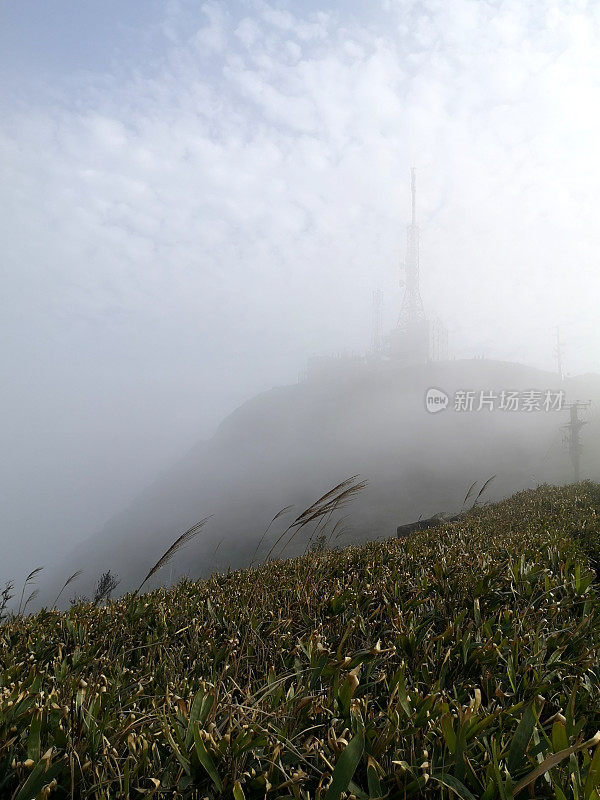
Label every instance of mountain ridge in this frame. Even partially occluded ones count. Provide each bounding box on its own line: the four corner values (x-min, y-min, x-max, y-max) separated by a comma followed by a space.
45, 357, 600, 602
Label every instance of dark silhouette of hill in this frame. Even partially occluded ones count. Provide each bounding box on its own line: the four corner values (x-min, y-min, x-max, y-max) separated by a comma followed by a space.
48, 358, 600, 601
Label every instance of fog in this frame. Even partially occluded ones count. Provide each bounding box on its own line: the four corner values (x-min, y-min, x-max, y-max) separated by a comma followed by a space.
2, 0, 600, 604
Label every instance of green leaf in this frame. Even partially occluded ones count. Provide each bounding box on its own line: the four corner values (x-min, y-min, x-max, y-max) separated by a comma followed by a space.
553, 720, 569, 753
348, 779, 369, 800
492, 740, 509, 800
186, 687, 215, 748
337, 670, 360, 717
233, 781, 245, 800
311, 653, 329, 689
192, 724, 222, 791
13, 759, 61, 800
507, 705, 536, 775
163, 720, 190, 776
27, 710, 42, 762
584, 743, 600, 799
391, 666, 411, 717
441, 714, 457, 755
324, 730, 364, 800
367, 756, 383, 799
514, 734, 600, 796
189, 686, 205, 725
430, 773, 478, 800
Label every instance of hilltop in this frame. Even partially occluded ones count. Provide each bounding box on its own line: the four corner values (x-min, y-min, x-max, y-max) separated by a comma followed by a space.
47, 358, 600, 600
3, 481, 600, 797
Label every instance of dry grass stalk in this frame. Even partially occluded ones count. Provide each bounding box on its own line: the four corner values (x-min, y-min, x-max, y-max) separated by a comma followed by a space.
134, 516, 211, 596
462, 480, 478, 507
17, 566, 43, 616
250, 505, 294, 566
52, 570, 83, 610
264, 476, 367, 564
473, 474, 496, 506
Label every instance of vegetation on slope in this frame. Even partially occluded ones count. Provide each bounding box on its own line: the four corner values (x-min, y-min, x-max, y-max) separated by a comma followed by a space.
2, 482, 600, 799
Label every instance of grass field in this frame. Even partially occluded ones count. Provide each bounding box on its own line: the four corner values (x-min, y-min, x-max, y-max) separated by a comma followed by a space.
2, 481, 600, 799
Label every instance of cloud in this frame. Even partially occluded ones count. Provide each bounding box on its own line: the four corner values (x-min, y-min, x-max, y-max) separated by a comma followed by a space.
2, 0, 600, 581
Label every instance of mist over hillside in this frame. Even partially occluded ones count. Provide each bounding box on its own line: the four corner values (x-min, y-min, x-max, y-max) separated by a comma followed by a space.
5, 0, 600, 613
44, 357, 599, 603
6, 2, 600, 796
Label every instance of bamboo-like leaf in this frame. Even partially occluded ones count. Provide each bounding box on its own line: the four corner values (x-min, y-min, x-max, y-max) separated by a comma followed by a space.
430, 773, 478, 800
507, 704, 536, 775
13, 758, 61, 800
584, 742, 600, 799
186, 687, 215, 748
27, 710, 42, 762
367, 756, 383, 799
233, 781, 246, 800
193, 724, 222, 791
553, 720, 569, 753
324, 730, 364, 800
163, 722, 190, 776
337, 669, 360, 717
513, 733, 600, 795
441, 713, 457, 755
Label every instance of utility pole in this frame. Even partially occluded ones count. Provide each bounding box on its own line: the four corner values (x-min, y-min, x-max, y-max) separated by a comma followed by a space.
561, 401, 590, 481
554, 326, 564, 381
371, 289, 383, 355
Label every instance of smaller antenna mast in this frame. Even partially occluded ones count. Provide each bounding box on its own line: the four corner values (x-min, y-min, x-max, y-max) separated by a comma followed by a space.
561, 400, 590, 481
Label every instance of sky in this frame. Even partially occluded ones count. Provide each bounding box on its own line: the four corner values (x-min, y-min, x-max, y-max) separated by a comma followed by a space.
2, 0, 600, 586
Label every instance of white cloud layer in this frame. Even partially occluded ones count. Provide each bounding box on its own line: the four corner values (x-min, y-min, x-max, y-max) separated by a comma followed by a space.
2, 0, 600, 580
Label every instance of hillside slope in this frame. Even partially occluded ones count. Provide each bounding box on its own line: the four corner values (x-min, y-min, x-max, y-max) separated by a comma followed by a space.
4, 481, 600, 798
47, 358, 600, 600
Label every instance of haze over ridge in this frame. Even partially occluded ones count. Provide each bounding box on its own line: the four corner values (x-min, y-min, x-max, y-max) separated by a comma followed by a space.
2, 0, 600, 590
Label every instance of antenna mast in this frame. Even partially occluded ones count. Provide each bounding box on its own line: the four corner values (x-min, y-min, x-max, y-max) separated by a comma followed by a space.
398, 167, 425, 328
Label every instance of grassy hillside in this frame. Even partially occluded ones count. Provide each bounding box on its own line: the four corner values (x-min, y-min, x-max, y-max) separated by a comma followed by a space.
49, 358, 593, 602
3, 482, 600, 799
